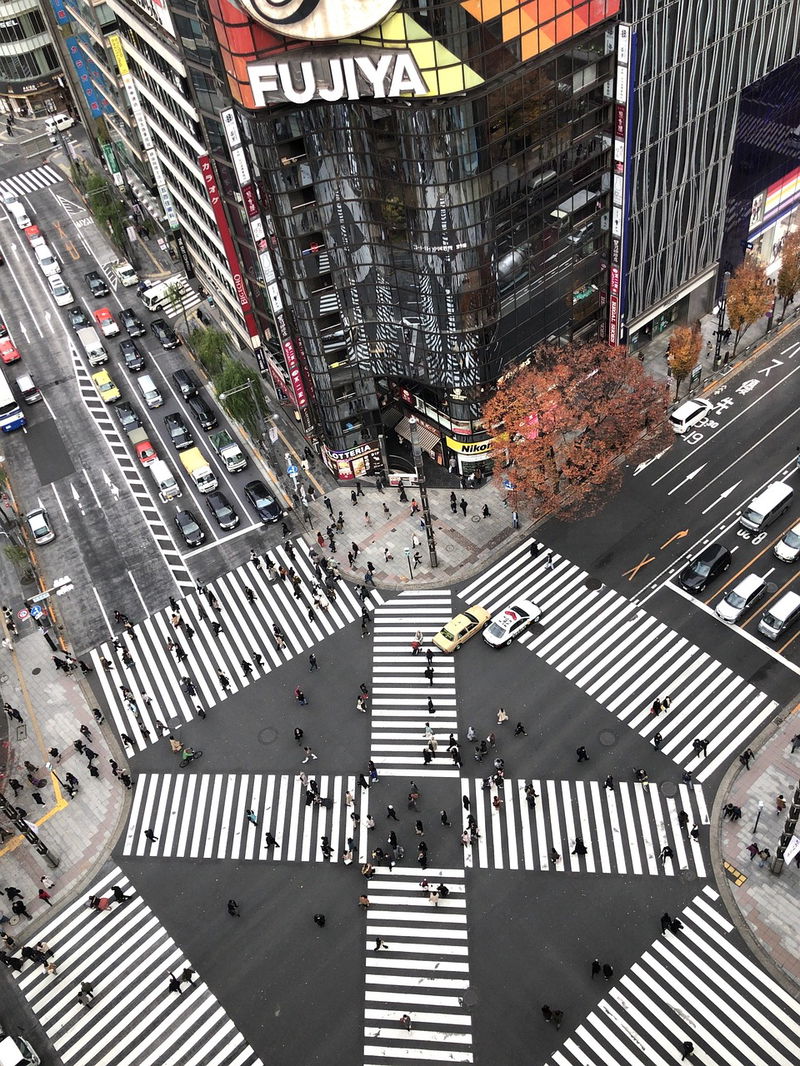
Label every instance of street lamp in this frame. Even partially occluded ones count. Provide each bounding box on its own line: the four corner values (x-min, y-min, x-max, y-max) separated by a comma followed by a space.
753, 799, 764, 835
219, 379, 276, 465
712, 270, 731, 370
408, 416, 438, 568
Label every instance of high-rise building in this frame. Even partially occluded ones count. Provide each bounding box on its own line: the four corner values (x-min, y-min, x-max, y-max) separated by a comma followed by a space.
92, 0, 800, 478
0, 0, 64, 115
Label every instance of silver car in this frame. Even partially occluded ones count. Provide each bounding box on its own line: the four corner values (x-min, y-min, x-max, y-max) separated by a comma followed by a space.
26, 507, 55, 545
483, 599, 543, 647
715, 573, 767, 624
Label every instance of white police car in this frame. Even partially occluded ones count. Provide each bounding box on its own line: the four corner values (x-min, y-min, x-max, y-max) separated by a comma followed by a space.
482, 599, 542, 647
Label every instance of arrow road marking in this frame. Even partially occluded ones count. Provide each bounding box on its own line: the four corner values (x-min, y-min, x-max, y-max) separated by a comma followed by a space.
633, 447, 669, 475
701, 480, 743, 515
70, 480, 84, 515
667, 464, 707, 496
660, 530, 689, 550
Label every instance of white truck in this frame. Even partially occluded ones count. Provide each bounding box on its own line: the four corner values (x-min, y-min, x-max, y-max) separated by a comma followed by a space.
179, 447, 218, 492
140, 273, 193, 312
208, 429, 248, 473
150, 458, 181, 502
76, 326, 107, 366
109, 259, 139, 287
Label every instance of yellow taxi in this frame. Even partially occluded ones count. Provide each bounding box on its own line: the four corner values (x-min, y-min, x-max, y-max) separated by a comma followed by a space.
432, 605, 491, 653
92, 369, 120, 403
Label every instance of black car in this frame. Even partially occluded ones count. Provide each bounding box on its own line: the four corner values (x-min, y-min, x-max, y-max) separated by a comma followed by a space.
114, 401, 141, 433
677, 543, 732, 593
205, 490, 239, 530
186, 393, 218, 430
151, 318, 180, 350
84, 270, 109, 298
67, 306, 89, 330
174, 508, 205, 547
164, 411, 194, 450
120, 307, 146, 337
244, 479, 282, 523
120, 339, 146, 372
172, 367, 198, 399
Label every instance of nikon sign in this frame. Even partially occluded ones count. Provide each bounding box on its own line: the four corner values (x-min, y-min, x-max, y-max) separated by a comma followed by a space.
240, 0, 396, 41
249, 50, 427, 106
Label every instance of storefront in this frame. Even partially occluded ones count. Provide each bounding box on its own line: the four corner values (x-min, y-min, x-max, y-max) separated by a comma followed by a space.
320, 441, 382, 481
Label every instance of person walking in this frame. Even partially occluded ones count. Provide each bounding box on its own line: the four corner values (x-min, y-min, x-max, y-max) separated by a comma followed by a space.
576, 745, 589, 762
246, 809, 258, 826
294, 687, 308, 705
309, 653, 318, 671
459, 498, 467, 516
659, 845, 674, 864
302, 746, 318, 763
424, 665, 434, 686
227, 899, 240, 917
496, 707, 508, 724
591, 958, 601, 979
604, 774, 614, 791
168, 973, 183, 994
387, 804, 399, 821
739, 748, 754, 769
602, 963, 614, 980
440, 810, 451, 827
265, 831, 280, 849
144, 829, 158, 843
776, 793, 787, 816
514, 721, 528, 736
680, 1041, 694, 1061
38, 888, 53, 907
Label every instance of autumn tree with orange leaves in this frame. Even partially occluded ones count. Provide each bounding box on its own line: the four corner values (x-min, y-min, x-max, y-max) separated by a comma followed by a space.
484, 341, 671, 521
726, 255, 773, 356
667, 325, 702, 400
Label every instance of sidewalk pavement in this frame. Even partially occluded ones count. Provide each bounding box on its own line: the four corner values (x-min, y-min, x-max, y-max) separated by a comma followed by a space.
716, 702, 800, 994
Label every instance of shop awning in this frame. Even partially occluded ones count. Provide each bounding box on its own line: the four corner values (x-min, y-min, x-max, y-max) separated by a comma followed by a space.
394, 416, 440, 454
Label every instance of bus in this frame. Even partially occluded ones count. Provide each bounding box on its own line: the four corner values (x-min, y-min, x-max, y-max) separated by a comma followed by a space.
0, 371, 26, 432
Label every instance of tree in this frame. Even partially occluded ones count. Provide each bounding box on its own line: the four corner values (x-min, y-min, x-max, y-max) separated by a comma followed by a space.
217, 361, 267, 439
776, 230, 800, 320
667, 326, 702, 400
726, 256, 773, 356
189, 326, 230, 378
165, 281, 190, 338
482, 342, 671, 521
85, 173, 126, 248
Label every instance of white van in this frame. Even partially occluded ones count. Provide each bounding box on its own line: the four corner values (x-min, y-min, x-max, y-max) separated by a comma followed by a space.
150, 458, 181, 502
758, 591, 800, 641
8, 201, 31, 228
669, 398, 713, 434
137, 373, 162, 408
45, 113, 74, 134
76, 326, 107, 367
0, 1033, 41, 1065
140, 273, 191, 312
34, 243, 60, 277
739, 482, 793, 532
16, 372, 42, 404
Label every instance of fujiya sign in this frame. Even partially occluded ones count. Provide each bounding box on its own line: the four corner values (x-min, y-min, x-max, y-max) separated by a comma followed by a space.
249, 51, 426, 106
240, 0, 396, 41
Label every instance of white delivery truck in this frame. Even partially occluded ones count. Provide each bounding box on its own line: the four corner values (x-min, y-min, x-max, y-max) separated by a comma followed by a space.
150, 458, 182, 502
76, 326, 107, 366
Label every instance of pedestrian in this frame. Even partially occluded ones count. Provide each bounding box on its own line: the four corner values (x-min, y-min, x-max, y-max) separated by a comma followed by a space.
302, 746, 318, 763
218, 670, 230, 691
551, 1009, 563, 1030
576, 745, 589, 762
745, 842, 759, 861
168, 973, 183, 994
791, 733, 800, 754
541, 1005, 552, 1023
459, 497, 467, 516
659, 845, 674, 864
496, 707, 508, 724
602, 963, 613, 980
424, 665, 434, 686
758, 847, 771, 867
38, 888, 53, 906
144, 829, 158, 842
681, 1041, 694, 1061
250, 549, 261, 570
244, 586, 256, 605
549, 847, 560, 865
295, 687, 308, 705
265, 831, 279, 849
739, 748, 754, 769
294, 727, 304, 745
227, 899, 240, 917
12, 900, 32, 920
653, 732, 663, 749
650, 698, 662, 715
604, 774, 614, 791
776, 793, 786, 816
441, 810, 451, 826
690, 823, 699, 842
5, 704, 22, 723
181, 966, 196, 985
591, 958, 601, 979
660, 912, 672, 934
514, 722, 528, 736
241, 659, 253, 677
400, 1013, 412, 1030
246, 809, 258, 826
572, 837, 588, 856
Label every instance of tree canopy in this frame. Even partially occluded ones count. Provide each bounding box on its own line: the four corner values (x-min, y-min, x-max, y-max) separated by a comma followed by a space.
667, 326, 702, 399
483, 341, 671, 520
776, 230, 800, 320
726, 256, 773, 354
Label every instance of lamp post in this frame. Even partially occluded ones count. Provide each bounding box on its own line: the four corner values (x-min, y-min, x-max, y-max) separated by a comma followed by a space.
752, 799, 764, 835
712, 270, 731, 370
408, 416, 438, 569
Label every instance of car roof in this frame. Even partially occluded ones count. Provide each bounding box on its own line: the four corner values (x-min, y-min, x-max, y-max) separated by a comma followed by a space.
730, 573, 765, 594
697, 541, 726, 559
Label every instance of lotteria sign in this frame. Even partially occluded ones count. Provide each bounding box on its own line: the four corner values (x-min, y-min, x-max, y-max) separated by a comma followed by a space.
240, 0, 396, 41
249, 50, 426, 106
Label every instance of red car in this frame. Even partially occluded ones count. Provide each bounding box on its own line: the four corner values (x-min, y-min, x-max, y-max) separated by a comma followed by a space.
0, 337, 20, 364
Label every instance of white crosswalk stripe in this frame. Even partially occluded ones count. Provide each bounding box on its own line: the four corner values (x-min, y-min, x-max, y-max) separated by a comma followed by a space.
90, 540, 382, 751
11, 867, 263, 1066
0, 163, 63, 198
460, 776, 708, 876
363, 867, 474, 1065
122, 772, 380, 863
459, 540, 778, 781
546, 885, 800, 1065
371, 590, 460, 778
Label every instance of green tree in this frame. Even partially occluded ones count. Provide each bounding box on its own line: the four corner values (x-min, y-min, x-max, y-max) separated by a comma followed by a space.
217, 361, 267, 439
667, 326, 702, 399
777, 230, 800, 320
726, 256, 774, 356
165, 281, 190, 337
189, 326, 230, 377
4, 543, 28, 570
482, 341, 671, 521
85, 173, 127, 249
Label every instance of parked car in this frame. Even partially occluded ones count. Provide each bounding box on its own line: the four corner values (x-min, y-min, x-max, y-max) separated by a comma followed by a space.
205, 490, 239, 530
67, 306, 89, 330
84, 270, 109, 297
774, 521, 800, 563
483, 599, 543, 647
151, 318, 179, 349
172, 367, 199, 399
244, 479, 282, 523
26, 506, 55, 544
677, 543, 731, 592
186, 393, 217, 430
432, 606, 491, 653
174, 508, 205, 547
164, 411, 194, 450
114, 401, 141, 432
120, 307, 146, 337
120, 339, 146, 372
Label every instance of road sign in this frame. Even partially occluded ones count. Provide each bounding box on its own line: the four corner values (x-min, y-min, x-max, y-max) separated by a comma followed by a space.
16, 607, 29, 621
29, 604, 45, 619
404, 548, 411, 556
29, 591, 50, 603
287, 464, 298, 476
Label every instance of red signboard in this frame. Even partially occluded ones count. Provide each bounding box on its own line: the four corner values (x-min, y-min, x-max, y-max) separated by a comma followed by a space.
242, 183, 260, 219
282, 337, 308, 409
198, 154, 259, 338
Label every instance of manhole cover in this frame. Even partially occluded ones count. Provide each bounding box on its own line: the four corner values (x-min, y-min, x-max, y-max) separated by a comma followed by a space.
661, 780, 678, 798
257, 726, 278, 746
598, 729, 616, 747
31, 667, 41, 676
584, 577, 603, 591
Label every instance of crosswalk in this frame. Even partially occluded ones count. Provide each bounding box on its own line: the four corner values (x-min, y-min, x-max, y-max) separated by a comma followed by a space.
0, 163, 63, 199
546, 885, 800, 1065
371, 590, 459, 778
123, 772, 374, 862
461, 777, 708, 876
11, 866, 263, 1066
459, 540, 778, 781
363, 866, 474, 1065
90, 540, 382, 751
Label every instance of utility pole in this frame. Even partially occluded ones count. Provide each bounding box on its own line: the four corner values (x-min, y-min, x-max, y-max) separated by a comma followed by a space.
713, 270, 731, 370
408, 417, 438, 568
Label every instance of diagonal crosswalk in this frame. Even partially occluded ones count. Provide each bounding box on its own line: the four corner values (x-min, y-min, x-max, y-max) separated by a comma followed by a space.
11, 867, 263, 1066
90, 540, 382, 751
459, 540, 778, 781
123, 772, 373, 863
363, 866, 474, 1065
546, 885, 800, 1065
371, 590, 459, 778
460, 777, 709, 876
0, 163, 64, 199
